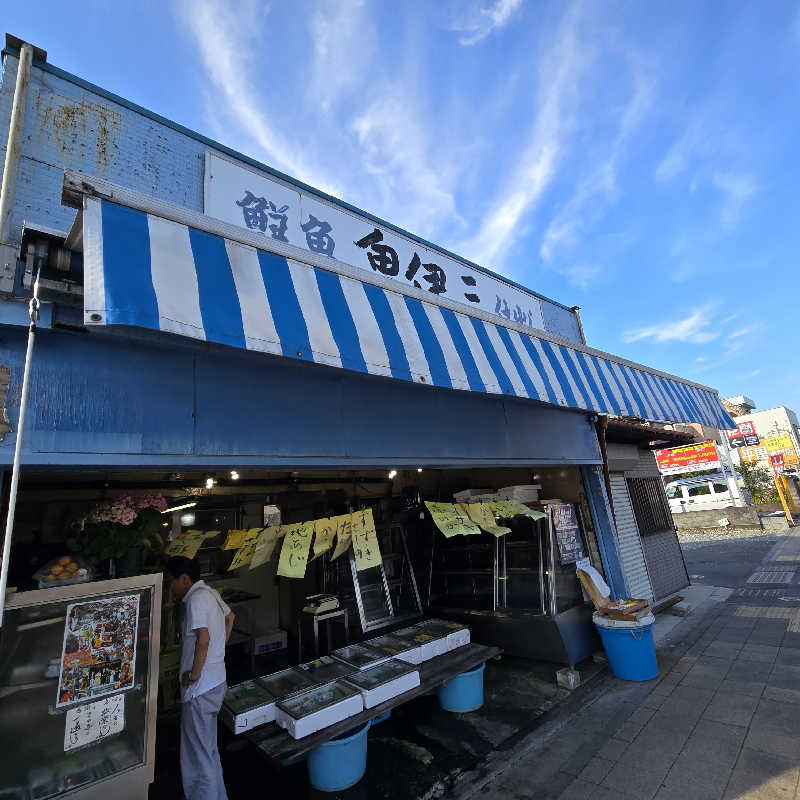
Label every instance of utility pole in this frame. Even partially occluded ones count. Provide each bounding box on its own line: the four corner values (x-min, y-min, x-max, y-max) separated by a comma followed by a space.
717, 435, 746, 507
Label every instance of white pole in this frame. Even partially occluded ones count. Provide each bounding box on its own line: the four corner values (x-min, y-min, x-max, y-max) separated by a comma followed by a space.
0, 273, 40, 627
718, 436, 746, 507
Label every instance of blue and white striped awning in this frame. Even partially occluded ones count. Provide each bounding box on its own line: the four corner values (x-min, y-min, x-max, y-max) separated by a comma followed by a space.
74, 179, 735, 431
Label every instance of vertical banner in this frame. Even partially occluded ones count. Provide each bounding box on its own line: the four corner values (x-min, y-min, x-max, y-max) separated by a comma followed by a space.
277, 522, 314, 578
350, 508, 382, 571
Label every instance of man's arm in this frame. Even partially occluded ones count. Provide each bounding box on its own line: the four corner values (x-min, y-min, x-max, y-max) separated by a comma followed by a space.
181, 627, 210, 687
225, 611, 235, 643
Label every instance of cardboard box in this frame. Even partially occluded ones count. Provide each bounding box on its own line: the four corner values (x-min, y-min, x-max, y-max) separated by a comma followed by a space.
247, 629, 287, 655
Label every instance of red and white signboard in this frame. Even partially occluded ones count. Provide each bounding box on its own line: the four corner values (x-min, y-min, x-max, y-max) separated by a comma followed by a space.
770, 454, 785, 475
654, 441, 721, 476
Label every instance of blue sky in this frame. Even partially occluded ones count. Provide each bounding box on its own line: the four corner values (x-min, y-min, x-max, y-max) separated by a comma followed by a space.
6, 1, 800, 415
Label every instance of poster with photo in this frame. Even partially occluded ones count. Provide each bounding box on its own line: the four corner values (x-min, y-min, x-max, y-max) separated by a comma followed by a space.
549, 503, 585, 565
57, 594, 140, 708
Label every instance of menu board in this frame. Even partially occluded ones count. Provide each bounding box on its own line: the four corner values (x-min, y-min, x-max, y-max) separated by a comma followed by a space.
549, 503, 585, 565
57, 595, 140, 707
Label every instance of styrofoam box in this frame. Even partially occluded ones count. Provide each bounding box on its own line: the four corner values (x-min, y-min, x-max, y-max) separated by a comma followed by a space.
417, 620, 471, 650
275, 681, 363, 739
331, 643, 392, 671
393, 627, 449, 661
220, 681, 277, 735
366, 634, 425, 665
452, 488, 493, 503
247, 629, 288, 655
497, 485, 541, 502
344, 660, 420, 708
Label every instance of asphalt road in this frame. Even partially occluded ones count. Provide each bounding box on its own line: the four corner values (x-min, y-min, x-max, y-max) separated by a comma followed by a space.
681, 533, 780, 589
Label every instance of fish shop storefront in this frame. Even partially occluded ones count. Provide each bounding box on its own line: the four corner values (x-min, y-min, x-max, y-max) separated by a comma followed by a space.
0, 39, 735, 799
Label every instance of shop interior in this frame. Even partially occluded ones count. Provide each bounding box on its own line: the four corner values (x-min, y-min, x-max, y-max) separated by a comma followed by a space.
0, 464, 607, 798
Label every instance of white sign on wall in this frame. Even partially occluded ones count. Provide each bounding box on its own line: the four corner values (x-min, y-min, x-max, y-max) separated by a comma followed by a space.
204, 152, 545, 330
64, 694, 125, 752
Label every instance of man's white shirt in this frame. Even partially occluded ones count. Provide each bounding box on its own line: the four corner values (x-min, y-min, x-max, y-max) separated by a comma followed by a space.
180, 580, 231, 701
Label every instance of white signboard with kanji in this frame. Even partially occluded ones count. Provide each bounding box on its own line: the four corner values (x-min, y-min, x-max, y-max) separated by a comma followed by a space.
64, 694, 125, 752
204, 151, 545, 331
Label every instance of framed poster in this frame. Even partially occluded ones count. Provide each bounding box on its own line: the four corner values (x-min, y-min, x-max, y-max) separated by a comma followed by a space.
57, 594, 140, 707
550, 503, 585, 565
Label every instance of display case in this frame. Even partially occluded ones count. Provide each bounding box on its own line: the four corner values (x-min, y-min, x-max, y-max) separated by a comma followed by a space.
220, 680, 276, 735
0, 574, 162, 800
275, 681, 363, 739
330, 643, 391, 671
343, 660, 420, 708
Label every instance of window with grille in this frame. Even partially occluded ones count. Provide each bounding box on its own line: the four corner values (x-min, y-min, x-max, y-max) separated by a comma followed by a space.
627, 477, 674, 535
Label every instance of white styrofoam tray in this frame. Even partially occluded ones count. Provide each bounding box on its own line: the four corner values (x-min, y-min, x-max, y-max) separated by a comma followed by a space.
275, 681, 363, 740
344, 661, 420, 708
366, 634, 424, 665
220, 681, 277, 734
416, 619, 471, 650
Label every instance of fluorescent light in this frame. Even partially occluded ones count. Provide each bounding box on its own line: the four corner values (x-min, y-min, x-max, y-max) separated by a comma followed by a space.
388, 470, 398, 479
180, 512, 196, 527
230, 471, 240, 480
417, 468, 423, 473
205, 477, 215, 489
161, 501, 198, 514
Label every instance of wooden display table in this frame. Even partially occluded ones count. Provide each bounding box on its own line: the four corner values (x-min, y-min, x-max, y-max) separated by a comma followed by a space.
249, 642, 502, 765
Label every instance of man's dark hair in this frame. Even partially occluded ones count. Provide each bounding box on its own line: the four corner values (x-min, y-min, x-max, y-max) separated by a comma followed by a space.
166, 556, 201, 583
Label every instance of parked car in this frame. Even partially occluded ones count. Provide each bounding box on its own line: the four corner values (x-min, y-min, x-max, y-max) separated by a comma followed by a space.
664, 472, 750, 513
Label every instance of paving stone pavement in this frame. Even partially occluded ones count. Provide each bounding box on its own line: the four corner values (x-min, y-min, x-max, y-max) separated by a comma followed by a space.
474, 528, 800, 800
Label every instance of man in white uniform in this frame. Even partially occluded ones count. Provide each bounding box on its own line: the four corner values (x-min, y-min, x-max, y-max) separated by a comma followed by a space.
166, 556, 235, 800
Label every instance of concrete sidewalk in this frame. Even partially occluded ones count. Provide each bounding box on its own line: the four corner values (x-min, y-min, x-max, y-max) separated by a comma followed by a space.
465, 529, 800, 800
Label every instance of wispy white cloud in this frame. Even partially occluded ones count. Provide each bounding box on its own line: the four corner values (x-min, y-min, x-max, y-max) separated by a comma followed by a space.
713, 171, 757, 227
452, 0, 525, 46
457, 6, 589, 267
729, 324, 758, 339
562, 263, 602, 289
540, 65, 654, 263
622, 303, 719, 344
178, 0, 341, 195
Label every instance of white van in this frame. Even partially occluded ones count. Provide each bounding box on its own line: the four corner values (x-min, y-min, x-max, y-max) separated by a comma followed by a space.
664, 472, 748, 513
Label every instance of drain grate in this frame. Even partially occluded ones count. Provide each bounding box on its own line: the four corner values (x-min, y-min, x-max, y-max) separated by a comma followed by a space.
747, 569, 796, 584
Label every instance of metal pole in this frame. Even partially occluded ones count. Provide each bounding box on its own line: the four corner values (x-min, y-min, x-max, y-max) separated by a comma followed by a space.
0, 43, 33, 292
0, 271, 40, 627
717, 437, 746, 507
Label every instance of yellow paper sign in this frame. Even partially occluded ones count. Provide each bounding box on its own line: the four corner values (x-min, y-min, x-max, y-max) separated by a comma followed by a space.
249, 526, 282, 570
350, 508, 382, 571
222, 529, 250, 550
313, 517, 338, 559
166, 530, 217, 558
277, 521, 314, 578
491, 500, 547, 520
763, 435, 793, 452
464, 503, 511, 537
227, 528, 263, 571
331, 515, 353, 560
424, 502, 481, 537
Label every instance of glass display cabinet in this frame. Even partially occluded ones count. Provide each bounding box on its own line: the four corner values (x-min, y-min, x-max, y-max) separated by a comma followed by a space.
0, 574, 162, 799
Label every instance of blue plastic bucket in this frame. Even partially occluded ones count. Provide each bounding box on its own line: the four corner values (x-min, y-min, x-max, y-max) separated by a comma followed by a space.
593, 612, 658, 681
437, 662, 485, 712
307, 721, 371, 792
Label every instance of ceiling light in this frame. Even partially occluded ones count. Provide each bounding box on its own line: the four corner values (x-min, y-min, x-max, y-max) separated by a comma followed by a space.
205, 477, 215, 490
417, 468, 423, 473
230, 471, 240, 480
180, 512, 196, 527
161, 501, 198, 514
388, 470, 397, 479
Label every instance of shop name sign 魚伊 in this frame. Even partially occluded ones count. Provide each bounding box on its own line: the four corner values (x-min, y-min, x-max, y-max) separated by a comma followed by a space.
204, 152, 545, 330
